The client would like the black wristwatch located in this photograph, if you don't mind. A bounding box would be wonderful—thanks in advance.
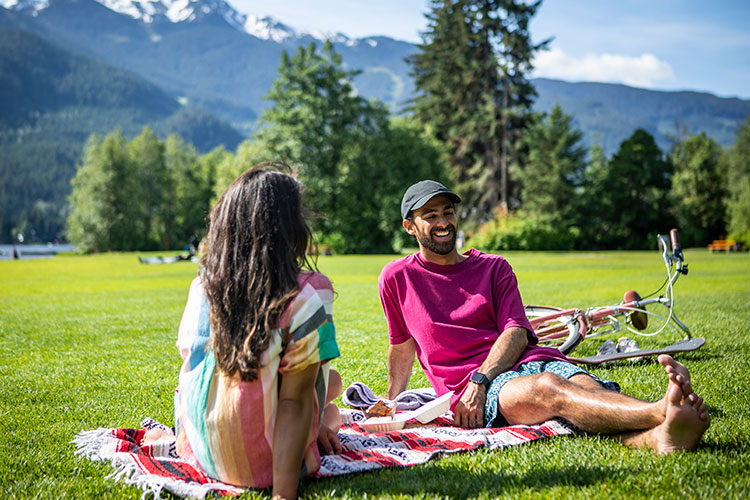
[470,371,491,390]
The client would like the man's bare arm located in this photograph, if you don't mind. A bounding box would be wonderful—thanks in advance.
[387,338,416,399]
[453,327,528,428]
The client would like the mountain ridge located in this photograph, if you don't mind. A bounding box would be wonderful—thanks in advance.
[0,22,244,243]
[4,0,745,153]
[1,0,386,46]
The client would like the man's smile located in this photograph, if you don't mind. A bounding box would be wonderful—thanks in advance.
[432,227,454,241]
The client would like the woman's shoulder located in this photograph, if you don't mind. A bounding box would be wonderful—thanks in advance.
[298,270,333,293]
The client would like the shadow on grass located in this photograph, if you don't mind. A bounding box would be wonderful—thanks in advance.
[306,461,625,499]
[585,348,718,373]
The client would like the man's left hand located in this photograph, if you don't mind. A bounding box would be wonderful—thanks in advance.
[453,383,486,428]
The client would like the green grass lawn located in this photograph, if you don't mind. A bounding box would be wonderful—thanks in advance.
[1,249,749,499]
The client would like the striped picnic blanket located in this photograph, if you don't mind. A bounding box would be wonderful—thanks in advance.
[74,410,573,499]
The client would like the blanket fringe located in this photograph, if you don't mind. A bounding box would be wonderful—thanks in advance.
[72,428,114,460]
[72,428,238,499]
[108,460,223,500]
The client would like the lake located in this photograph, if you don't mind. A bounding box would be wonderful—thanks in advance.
[0,244,76,260]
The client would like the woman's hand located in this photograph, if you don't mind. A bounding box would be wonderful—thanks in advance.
[317,425,342,455]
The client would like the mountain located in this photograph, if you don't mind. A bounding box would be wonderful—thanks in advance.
[1,0,416,133]
[0,22,243,243]
[4,0,746,154]
[532,78,750,154]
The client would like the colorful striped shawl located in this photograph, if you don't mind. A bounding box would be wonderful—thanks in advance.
[173,272,339,488]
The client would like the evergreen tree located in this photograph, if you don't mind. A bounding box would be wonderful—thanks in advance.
[583,129,674,249]
[670,133,726,245]
[518,105,586,224]
[725,116,750,247]
[410,0,547,224]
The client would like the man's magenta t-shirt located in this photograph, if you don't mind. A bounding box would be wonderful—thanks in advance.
[378,249,568,405]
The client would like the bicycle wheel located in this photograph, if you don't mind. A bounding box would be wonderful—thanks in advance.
[525,305,586,355]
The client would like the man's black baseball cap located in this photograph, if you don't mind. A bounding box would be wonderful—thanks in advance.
[401,180,461,220]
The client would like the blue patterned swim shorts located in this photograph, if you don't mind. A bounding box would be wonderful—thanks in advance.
[483,360,620,427]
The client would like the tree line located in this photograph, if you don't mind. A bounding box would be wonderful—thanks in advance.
[66,0,750,253]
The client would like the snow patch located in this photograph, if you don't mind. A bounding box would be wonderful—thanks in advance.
[2,0,386,48]
[244,14,297,42]
[1,0,49,12]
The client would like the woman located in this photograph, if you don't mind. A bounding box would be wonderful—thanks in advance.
[170,164,342,500]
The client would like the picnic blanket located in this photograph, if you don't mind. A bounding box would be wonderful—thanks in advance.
[74,410,574,499]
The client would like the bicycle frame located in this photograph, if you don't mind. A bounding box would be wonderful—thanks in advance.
[526,229,691,354]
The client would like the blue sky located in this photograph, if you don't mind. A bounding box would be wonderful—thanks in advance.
[229,0,750,99]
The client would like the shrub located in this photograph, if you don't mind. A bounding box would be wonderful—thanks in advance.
[468,211,581,251]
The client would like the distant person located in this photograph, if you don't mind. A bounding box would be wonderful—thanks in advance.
[379,179,709,453]
[182,235,198,259]
[146,163,342,500]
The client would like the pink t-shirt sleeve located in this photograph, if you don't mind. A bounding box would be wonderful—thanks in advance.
[378,268,411,345]
[493,261,535,338]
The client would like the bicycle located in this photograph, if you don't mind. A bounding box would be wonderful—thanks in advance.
[524,229,700,360]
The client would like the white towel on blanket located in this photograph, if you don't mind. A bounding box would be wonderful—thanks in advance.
[342,382,437,410]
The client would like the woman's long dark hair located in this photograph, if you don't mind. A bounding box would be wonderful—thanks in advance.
[201,163,315,381]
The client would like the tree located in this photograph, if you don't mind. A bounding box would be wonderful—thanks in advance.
[517,105,587,224]
[257,41,400,251]
[725,116,750,247]
[213,139,275,203]
[410,0,547,224]
[128,127,169,250]
[257,41,382,238]
[166,135,225,246]
[334,116,452,253]
[67,131,134,252]
[669,133,726,246]
[67,129,221,252]
[583,129,674,249]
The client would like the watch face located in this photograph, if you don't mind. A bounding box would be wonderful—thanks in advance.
[471,372,489,387]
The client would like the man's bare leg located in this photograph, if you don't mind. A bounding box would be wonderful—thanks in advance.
[496,355,709,451]
[498,372,664,433]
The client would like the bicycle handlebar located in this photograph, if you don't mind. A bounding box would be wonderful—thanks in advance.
[670,228,684,261]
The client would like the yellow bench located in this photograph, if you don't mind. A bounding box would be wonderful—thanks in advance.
[707,239,737,252]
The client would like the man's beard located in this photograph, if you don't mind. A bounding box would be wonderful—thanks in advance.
[417,226,456,255]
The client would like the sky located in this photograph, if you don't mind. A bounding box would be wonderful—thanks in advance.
[228,0,750,100]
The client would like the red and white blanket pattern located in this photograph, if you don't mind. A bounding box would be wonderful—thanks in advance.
[74,410,573,499]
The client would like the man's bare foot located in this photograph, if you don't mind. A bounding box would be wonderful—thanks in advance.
[653,383,710,454]
[658,354,693,397]
[686,393,711,422]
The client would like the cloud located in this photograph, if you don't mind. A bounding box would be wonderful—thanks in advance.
[532,47,676,88]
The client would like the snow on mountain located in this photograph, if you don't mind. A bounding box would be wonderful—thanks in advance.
[245,15,362,46]
[243,14,298,43]
[95,0,244,27]
[1,0,48,13]
[1,0,378,46]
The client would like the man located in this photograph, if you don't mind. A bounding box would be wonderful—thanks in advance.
[378,180,709,453]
